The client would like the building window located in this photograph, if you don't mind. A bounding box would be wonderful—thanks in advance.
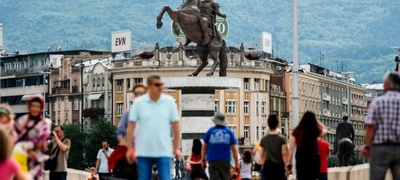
[64,98,68,110]
[93,78,96,87]
[225,101,236,114]
[214,101,219,113]
[97,78,101,87]
[244,78,249,90]
[228,126,237,135]
[256,101,259,115]
[127,79,131,90]
[52,101,56,112]
[254,78,260,90]
[244,126,250,139]
[244,102,249,114]
[134,78,143,84]
[261,101,266,115]
[102,77,105,87]
[256,126,259,140]
[261,126,267,137]
[117,103,123,115]
[73,98,79,110]
[262,79,267,91]
[117,80,123,91]
[108,93,112,111]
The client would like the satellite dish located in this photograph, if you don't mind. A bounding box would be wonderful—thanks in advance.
[57,46,62,51]
[47,46,51,52]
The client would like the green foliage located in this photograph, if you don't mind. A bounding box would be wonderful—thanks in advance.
[328,156,339,167]
[350,155,367,166]
[84,118,118,168]
[83,108,105,121]
[64,123,86,170]
[1,0,400,83]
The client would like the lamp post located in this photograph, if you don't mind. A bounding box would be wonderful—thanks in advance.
[291,0,300,174]
[40,71,51,118]
[0,46,6,103]
[341,72,354,118]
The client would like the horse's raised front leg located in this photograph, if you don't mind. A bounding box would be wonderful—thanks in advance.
[206,52,219,76]
[157,6,175,29]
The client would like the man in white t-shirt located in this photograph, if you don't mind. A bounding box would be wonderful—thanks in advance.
[95,140,114,180]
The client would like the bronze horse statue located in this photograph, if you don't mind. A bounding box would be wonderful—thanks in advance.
[156,0,228,77]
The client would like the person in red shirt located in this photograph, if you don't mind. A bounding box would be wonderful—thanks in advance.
[318,137,330,180]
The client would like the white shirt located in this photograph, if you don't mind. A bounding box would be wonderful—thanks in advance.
[96,148,114,173]
[240,160,252,179]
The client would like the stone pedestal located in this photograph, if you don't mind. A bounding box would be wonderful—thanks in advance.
[164,77,241,156]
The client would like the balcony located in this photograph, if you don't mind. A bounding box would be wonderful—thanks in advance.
[51,87,70,94]
[1,85,48,97]
[83,108,105,120]
[322,93,331,102]
[9,105,28,114]
[281,112,290,118]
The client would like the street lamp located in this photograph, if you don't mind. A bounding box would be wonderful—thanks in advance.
[40,71,51,118]
[0,46,7,103]
[291,0,300,174]
[341,72,354,119]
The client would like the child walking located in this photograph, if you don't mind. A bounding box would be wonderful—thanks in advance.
[239,151,253,180]
[0,128,31,180]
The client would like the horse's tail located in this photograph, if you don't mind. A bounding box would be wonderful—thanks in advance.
[218,40,227,77]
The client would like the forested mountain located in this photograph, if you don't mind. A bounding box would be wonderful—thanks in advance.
[1,0,399,83]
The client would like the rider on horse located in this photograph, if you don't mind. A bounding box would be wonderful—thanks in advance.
[182,0,226,46]
[333,115,355,154]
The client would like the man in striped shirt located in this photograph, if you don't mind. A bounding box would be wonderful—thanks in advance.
[361,73,400,180]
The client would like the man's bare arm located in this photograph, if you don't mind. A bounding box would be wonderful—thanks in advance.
[126,121,136,149]
[172,122,180,151]
[364,125,375,148]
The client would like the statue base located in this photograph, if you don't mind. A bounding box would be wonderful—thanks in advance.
[164,77,241,156]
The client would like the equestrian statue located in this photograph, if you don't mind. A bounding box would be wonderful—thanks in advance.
[157,0,228,77]
[333,115,355,166]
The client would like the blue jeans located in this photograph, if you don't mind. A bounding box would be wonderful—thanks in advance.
[137,157,171,180]
[370,146,400,180]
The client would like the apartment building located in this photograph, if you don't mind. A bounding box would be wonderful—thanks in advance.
[110,44,273,149]
[270,62,366,150]
[82,59,113,129]
[0,51,77,118]
[48,50,111,125]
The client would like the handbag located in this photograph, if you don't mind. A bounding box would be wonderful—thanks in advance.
[44,139,64,171]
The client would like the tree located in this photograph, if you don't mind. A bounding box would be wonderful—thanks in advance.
[84,118,118,168]
[64,123,86,170]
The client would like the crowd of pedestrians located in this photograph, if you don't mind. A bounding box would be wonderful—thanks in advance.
[0,73,399,180]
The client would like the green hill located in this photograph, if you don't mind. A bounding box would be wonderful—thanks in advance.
[1,0,399,83]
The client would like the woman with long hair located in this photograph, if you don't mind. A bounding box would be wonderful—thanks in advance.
[239,151,253,180]
[186,139,208,180]
[288,111,327,180]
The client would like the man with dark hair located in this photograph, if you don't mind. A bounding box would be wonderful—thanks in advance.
[126,75,182,180]
[117,84,146,145]
[48,125,71,180]
[96,139,114,180]
[259,114,289,180]
[333,115,355,154]
[361,72,400,180]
